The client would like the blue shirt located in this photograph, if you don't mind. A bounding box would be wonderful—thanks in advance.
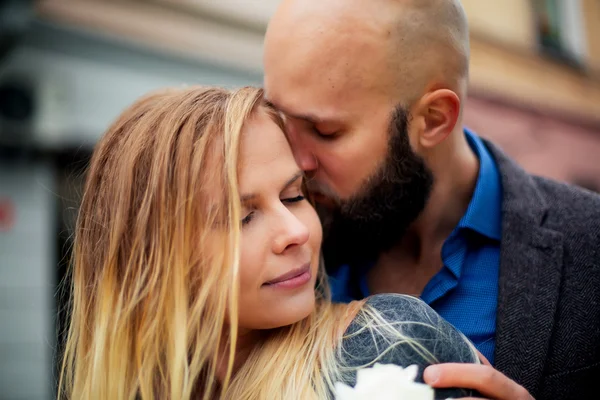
[329,129,502,364]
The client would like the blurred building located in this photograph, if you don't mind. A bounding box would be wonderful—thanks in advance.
[1,1,267,398]
[461,0,600,189]
[0,1,599,399]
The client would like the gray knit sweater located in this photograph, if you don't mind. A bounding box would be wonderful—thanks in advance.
[337,294,481,399]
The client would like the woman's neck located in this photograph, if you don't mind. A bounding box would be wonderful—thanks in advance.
[215,328,262,384]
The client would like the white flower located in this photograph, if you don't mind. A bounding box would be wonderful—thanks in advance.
[334,364,434,400]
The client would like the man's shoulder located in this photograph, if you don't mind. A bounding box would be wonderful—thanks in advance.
[530,175,600,238]
[521,178,600,390]
[484,137,600,241]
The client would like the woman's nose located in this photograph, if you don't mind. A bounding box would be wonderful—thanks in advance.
[272,208,310,254]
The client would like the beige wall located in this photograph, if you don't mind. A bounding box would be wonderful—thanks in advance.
[582,0,600,73]
[465,95,600,190]
[459,1,600,188]
[463,0,600,125]
[461,0,536,50]
[36,0,266,73]
[37,0,600,125]
[468,35,600,125]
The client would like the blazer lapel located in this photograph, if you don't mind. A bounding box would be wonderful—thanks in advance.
[485,141,565,397]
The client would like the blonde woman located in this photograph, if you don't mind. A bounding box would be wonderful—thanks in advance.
[58,86,480,400]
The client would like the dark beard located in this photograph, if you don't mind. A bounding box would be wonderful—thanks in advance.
[321,106,434,269]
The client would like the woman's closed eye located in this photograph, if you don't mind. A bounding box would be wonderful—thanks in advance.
[241,195,306,226]
[282,195,305,204]
[241,212,254,226]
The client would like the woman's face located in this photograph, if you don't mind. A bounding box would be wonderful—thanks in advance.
[236,108,323,330]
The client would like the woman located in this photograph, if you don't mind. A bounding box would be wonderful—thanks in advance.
[58,86,479,400]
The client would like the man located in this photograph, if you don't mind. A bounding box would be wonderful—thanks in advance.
[263,0,600,399]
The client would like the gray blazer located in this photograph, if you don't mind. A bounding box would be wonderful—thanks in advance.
[487,140,600,399]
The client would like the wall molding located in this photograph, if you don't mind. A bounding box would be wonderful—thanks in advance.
[35,0,265,74]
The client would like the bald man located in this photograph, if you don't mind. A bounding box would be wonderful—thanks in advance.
[263,0,600,399]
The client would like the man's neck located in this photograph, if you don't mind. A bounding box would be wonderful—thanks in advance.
[404,130,479,262]
[368,131,479,295]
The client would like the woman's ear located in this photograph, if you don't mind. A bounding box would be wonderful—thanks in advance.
[414,89,460,149]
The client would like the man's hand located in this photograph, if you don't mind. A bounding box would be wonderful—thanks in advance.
[423,352,534,400]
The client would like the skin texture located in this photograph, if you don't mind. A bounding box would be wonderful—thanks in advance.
[423,351,534,400]
[237,109,323,332]
[263,0,479,268]
[216,110,324,384]
[264,0,533,398]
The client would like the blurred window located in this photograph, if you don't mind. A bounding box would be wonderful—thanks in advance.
[533,0,587,65]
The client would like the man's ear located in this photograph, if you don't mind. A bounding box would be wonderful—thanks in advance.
[414,89,460,149]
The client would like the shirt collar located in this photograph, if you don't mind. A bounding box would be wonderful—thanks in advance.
[457,128,503,241]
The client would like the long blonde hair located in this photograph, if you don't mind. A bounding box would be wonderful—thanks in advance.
[58,85,478,400]
[58,86,346,400]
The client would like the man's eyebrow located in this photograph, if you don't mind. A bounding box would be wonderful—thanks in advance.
[265,99,325,124]
[240,171,303,202]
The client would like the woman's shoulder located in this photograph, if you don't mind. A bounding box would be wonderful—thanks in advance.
[338,293,480,399]
[359,293,454,329]
[362,293,438,319]
[339,294,435,327]
[342,293,477,363]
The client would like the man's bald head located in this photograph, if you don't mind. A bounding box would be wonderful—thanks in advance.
[385,0,470,100]
[264,0,470,107]
[263,0,472,245]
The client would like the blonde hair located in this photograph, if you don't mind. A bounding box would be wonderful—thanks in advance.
[58,86,477,400]
[57,86,349,400]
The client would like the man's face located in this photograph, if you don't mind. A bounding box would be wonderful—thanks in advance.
[264,68,433,261]
[264,76,394,209]
[264,8,396,206]
[264,16,433,261]
[308,105,434,263]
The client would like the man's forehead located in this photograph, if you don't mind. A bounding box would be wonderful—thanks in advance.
[264,16,385,87]
[263,93,345,125]
[264,40,389,122]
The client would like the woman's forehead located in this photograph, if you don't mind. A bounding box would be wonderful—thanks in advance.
[238,112,297,181]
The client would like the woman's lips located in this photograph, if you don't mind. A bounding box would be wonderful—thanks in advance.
[263,263,312,289]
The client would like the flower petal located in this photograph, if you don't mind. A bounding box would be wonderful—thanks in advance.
[334,382,357,400]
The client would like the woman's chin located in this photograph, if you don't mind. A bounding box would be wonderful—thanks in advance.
[242,292,317,330]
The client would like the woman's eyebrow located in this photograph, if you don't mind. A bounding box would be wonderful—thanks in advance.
[240,171,303,202]
[281,171,303,192]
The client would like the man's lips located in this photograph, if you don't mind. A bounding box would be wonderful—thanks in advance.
[263,263,311,289]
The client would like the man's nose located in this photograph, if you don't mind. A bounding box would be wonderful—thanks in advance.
[287,130,318,172]
[295,150,318,172]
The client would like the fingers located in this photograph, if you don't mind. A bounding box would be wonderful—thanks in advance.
[424,363,534,400]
